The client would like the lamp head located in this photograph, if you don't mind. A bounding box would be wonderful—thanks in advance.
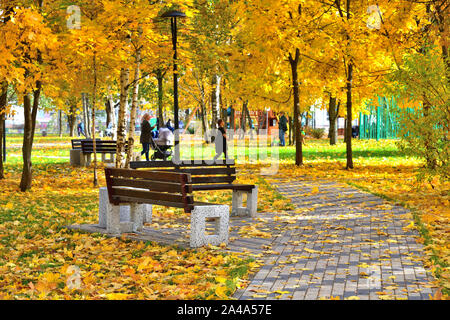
[160,10,186,18]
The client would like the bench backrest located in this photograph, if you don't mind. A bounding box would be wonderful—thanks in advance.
[104,168,194,213]
[81,140,118,153]
[71,139,100,150]
[129,160,237,186]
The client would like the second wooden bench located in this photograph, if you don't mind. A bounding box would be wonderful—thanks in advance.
[129,160,258,217]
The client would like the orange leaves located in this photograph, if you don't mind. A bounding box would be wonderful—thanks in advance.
[137,257,162,272]
[0,142,255,299]
[0,7,60,94]
[238,225,272,239]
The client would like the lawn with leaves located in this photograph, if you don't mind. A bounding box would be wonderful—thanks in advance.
[1,136,448,299]
[0,136,292,300]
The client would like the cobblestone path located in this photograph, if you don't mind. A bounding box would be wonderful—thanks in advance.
[232,177,436,300]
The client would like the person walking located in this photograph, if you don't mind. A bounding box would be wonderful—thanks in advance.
[140,113,155,161]
[77,120,85,137]
[278,112,288,146]
[213,119,228,162]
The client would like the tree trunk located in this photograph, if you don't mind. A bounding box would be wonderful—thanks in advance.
[244,102,252,130]
[328,95,339,145]
[200,101,208,142]
[230,107,235,132]
[199,81,209,143]
[156,69,165,126]
[125,46,141,168]
[211,75,219,128]
[116,67,130,168]
[67,104,76,137]
[423,100,438,169]
[82,93,87,137]
[0,83,7,179]
[20,82,41,191]
[58,110,63,137]
[91,54,98,187]
[82,93,91,138]
[289,48,302,166]
[106,92,117,140]
[216,75,221,120]
[105,99,112,129]
[239,100,248,138]
[345,63,354,169]
[345,0,353,169]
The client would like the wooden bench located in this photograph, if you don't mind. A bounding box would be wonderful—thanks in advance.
[129,160,258,217]
[70,139,100,166]
[103,168,229,247]
[71,139,100,150]
[80,140,121,166]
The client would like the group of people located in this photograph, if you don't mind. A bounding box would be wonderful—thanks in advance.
[139,113,174,161]
[139,113,229,162]
[77,111,300,162]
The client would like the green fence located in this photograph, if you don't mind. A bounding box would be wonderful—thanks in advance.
[359,96,400,140]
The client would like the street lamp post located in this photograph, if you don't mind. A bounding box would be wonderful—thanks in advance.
[2,118,5,161]
[160,10,186,162]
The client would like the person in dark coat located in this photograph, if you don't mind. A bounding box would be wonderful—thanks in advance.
[278,112,288,146]
[213,119,228,162]
[77,120,85,137]
[140,113,155,161]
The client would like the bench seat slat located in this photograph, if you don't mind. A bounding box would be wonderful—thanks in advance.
[130,160,235,168]
[191,176,236,184]
[112,187,192,204]
[106,168,191,183]
[111,195,193,210]
[82,149,117,152]
[81,140,129,154]
[110,177,192,193]
[192,184,255,191]
[140,167,236,175]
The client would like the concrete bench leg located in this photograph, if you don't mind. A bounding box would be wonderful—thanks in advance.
[106,202,121,234]
[105,202,145,234]
[70,149,82,166]
[247,185,258,218]
[130,203,144,232]
[80,153,91,167]
[99,187,152,233]
[231,186,258,218]
[190,205,229,248]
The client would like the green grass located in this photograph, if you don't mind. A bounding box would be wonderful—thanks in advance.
[3,136,412,168]
[275,139,409,160]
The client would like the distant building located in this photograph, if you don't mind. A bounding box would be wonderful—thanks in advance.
[308,104,358,136]
[5,106,52,133]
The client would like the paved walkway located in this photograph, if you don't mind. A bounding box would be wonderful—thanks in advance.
[69,176,436,300]
[232,177,436,300]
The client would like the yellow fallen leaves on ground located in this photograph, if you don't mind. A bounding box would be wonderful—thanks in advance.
[238,225,272,239]
[0,163,257,300]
